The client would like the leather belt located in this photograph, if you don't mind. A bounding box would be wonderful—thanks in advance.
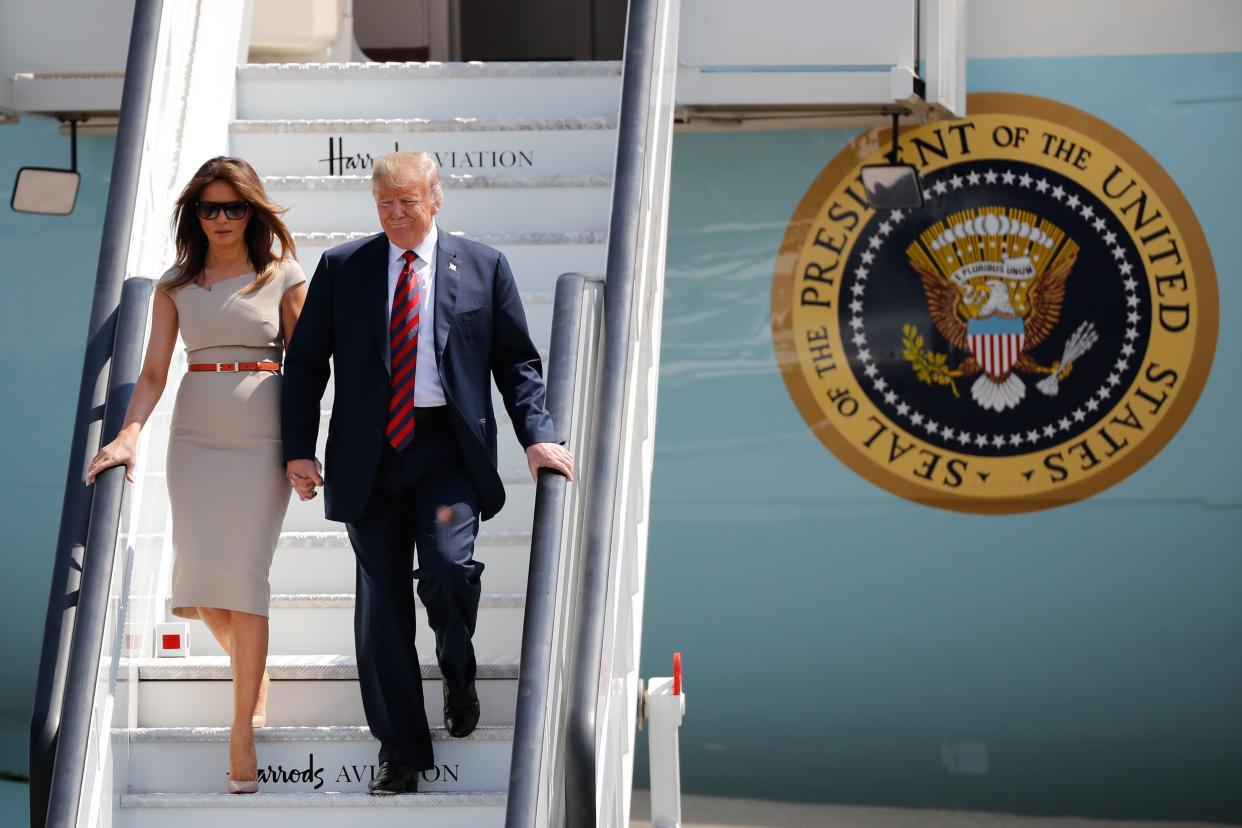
[188,361,282,373]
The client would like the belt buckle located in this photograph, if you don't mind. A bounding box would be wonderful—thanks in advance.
[218,362,239,372]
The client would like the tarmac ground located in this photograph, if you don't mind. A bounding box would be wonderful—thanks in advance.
[629,791,1230,828]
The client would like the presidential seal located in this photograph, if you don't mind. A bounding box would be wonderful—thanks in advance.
[772,93,1218,512]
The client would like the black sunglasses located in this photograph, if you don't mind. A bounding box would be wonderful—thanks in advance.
[196,200,250,220]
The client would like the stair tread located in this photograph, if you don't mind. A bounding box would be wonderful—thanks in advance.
[124,655,519,681]
[278,529,531,547]
[264,173,610,189]
[263,593,525,609]
[235,116,616,133]
[295,229,606,246]
[171,592,525,609]
[121,790,508,808]
[122,725,513,742]
[238,60,621,79]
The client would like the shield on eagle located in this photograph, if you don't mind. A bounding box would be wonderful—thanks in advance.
[966,315,1026,380]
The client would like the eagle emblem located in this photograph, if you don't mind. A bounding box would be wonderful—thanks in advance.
[903,207,1097,411]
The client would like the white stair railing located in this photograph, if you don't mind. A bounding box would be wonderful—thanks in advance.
[563,0,680,825]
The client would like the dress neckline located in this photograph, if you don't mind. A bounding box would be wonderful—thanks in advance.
[194,270,256,292]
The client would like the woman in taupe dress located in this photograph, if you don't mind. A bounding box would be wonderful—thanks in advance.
[86,156,307,793]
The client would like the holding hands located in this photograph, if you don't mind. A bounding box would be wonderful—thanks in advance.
[286,458,324,500]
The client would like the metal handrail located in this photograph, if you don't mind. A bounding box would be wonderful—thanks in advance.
[46,278,154,827]
[565,0,664,823]
[506,273,605,827]
[28,1,164,824]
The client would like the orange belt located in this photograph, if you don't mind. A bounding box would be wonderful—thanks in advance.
[188,361,282,373]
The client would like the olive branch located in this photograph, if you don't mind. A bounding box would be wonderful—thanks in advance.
[902,323,962,398]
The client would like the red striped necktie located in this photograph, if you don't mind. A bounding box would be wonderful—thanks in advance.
[387,250,420,450]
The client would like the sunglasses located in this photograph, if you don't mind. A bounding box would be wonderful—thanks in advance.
[196,200,250,220]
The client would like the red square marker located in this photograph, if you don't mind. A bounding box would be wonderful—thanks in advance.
[156,621,189,657]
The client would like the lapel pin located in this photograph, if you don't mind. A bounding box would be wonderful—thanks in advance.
[448,262,458,272]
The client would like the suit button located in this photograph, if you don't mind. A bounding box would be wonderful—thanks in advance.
[375,427,383,436]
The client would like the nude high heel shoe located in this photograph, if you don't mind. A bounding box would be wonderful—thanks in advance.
[228,724,260,794]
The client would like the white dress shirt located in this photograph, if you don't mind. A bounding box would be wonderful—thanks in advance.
[386,225,446,407]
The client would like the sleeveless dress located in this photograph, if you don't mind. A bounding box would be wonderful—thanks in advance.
[161,259,307,619]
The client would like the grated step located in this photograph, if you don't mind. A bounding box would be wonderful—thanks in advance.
[264,175,611,235]
[235,60,621,124]
[179,594,526,657]
[123,725,513,743]
[237,60,621,79]
[123,654,519,681]
[233,116,616,133]
[233,124,617,178]
[119,725,512,795]
[123,676,518,730]
[269,530,533,595]
[119,791,506,828]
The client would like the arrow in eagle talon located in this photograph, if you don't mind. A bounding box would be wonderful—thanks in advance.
[1036,321,1099,396]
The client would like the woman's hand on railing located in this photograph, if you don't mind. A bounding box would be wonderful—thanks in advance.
[85,426,140,485]
[527,442,574,482]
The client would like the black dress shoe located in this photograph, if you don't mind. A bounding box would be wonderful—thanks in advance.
[368,761,421,795]
[443,678,480,737]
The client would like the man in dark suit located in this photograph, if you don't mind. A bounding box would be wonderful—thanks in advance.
[281,150,573,795]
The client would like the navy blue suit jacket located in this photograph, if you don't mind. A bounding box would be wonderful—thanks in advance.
[281,229,557,522]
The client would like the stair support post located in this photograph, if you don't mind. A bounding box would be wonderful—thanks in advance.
[645,675,685,828]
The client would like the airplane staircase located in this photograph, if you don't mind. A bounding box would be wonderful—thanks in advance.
[30,0,678,825]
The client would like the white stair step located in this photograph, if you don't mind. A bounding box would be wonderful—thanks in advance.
[281,470,535,534]
[236,59,621,121]
[122,656,520,729]
[294,230,605,296]
[119,791,505,827]
[235,117,615,133]
[232,118,617,179]
[184,594,525,657]
[126,678,519,730]
[264,174,611,234]
[263,593,525,609]
[120,725,511,794]
[270,530,532,595]
[125,654,518,680]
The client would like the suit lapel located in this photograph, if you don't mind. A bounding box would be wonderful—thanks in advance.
[361,234,392,374]
[434,228,460,365]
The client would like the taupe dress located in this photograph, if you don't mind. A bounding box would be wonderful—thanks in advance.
[161,259,307,619]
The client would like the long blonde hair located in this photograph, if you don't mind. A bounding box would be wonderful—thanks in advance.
[162,156,296,294]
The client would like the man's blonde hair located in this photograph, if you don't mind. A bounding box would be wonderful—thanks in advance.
[372,151,443,208]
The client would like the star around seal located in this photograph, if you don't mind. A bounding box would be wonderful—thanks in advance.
[772,93,1218,513]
